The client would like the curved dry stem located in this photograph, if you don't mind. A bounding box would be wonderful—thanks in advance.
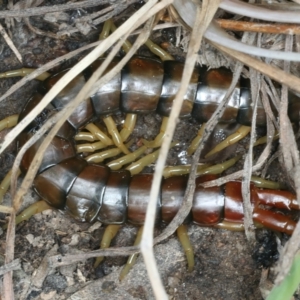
[220,0,300,23]
[241,68,260,243]
[172,0,300,61]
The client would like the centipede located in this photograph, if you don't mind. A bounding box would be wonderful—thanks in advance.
[10,54,298,228]
[1,5,300,297]
[0,52,299,273]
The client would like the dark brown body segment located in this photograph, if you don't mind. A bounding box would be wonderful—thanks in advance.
[128,174,161,225]
[192,175,224,225]
[161,176,189,223]
[121,57,164,113]
[98,170,131,224]
[158,60,199,117]
[192,68,241,123]
[66,164,110,223]
[90,59,122,116]
[33,157,87,209]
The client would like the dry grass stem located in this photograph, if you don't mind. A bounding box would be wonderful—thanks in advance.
[0,259,20,276]
[0,0,119,18]
[220,0,300,22]
[0,205,13,214]
[241,68,260,243]
[0,22,22,62]
[216,19,300,35]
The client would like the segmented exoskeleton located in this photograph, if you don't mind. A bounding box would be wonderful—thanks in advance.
[11,55,299,235]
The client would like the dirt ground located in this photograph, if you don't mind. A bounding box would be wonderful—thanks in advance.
[0,2,297,299]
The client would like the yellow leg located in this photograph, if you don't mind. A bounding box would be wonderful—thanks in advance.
[85,123,113,146]
[0,68,50,80]
[126,141,178,175]
[15,200,52,225]
[110,21,132,54]
[253,131,279,147]
[107,145,147,170]
[94,224,121,268]
[110,21,173,61]
[0,114,19,132]
[2,200,52,229]
[197,155,242,176]
[74,132,96,142]
[99,19,112,40]
[162,155,241,178]
[144,39,174,61]
[142,117,169,148]
[0,168,21,203]
[85,140,133,163]
[250,176,285,190]
[177,224,194,272]
[187,124,206,156]
[120,114,137,142]
[214,221,245,231]
[119,226,144,281]
[205,125,251,158]
[76,141,107,153]
[163,164,211,178]
[103,116,130,154]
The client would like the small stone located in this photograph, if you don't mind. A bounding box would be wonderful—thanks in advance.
[65,275,75,286]
[77,268,86,283]
[68,234,80,246]
[25,234,34,244]
[168,276,180,288]
[40,290,57,300]
[88,222,102,232]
